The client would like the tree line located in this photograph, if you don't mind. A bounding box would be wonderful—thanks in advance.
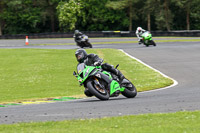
[0,0,200,35]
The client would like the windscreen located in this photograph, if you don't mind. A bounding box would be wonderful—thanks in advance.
[77,63,85,74]
[142,31,149,37]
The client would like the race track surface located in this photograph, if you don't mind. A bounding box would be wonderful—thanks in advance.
[0,38,200,124]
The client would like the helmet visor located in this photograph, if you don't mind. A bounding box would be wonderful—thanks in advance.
[75,30,79,34]
[76,52,84,60]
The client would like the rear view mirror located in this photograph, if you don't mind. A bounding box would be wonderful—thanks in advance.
[115,64,119,69]
[73,71,77,76]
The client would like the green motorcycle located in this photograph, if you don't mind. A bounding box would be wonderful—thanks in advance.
[73,63,137,100]
[141,31,156,47]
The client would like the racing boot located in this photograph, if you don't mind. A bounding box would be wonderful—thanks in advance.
[116,69,125,83]
[138,39,143,45]
[101,63,125,83]
[112,69,125,83]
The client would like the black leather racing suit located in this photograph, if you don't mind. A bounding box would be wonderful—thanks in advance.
[84,54,123,77]
[73,32,83,44]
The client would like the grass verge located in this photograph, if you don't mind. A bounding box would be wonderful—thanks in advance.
[0,111,199,133]
[0,48,173,103]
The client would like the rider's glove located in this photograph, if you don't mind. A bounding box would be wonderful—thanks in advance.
[94,61,101,66]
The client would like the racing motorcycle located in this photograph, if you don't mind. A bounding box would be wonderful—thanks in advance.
[141,31,156,47]
[73,63,137,100]
[74,34,93,48]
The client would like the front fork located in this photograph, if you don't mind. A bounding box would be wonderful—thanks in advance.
[93,77,104,89]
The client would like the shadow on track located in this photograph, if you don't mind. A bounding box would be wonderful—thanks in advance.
[76,96,139,103]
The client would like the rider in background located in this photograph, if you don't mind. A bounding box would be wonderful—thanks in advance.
[135,27,146,44]
[75,49,125,97]
[73,30,83,45]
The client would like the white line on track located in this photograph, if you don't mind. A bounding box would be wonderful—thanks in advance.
[119,49,178,93]
[70,49,179,102]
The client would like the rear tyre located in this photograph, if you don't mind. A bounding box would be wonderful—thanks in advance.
[86,81,109,100]
[151,40,156,46]
[78,42,84,48]
[121,82,137,98]
[87,42,93,48]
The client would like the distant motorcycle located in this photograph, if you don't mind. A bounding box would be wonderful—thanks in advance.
[74,34,92,48]
[141,31,156,47]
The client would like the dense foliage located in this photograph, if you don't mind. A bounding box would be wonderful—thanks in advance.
[0,0,200,35]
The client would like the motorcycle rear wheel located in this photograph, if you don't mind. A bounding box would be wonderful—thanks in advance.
[77,42,84,48]
[86,42,93,48]
[151,40,156,46]
[86,81,109,100]
[121,82,137,98]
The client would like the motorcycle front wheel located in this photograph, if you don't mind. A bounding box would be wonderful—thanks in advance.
[86,80,109,100]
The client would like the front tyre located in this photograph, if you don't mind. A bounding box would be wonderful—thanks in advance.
[86,81,109,100]
[121,82,137,98]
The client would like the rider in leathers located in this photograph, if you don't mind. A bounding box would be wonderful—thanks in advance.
[73,30,83,45]
[75,49,125,97]
[135,27,146,44]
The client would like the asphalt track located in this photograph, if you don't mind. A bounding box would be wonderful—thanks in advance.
[0,38,200,124]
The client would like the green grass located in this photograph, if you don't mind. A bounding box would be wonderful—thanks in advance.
[0,49,77,103]
[0,111,200,133]
[0,48,172,103]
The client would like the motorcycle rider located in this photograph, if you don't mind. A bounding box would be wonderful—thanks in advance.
[135,27,146,44]
[75,49,125,97]
[73,30,92,48]
[73,30,83,45]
